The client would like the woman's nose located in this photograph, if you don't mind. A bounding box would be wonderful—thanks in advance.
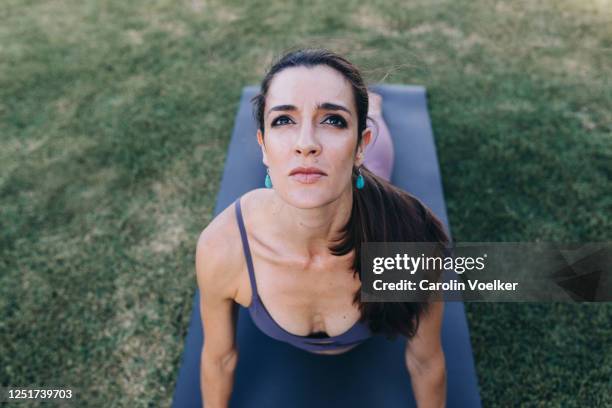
[294,122,321,156]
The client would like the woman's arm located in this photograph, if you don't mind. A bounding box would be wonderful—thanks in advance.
[405,301,447,408]
[196,225,241,408]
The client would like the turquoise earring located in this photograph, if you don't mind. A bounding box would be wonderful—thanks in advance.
[265,168,273,188]
[355,167,365,189]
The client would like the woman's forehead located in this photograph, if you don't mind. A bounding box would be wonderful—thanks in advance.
[266,65,354,111]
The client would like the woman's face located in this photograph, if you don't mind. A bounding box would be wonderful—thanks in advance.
[257,65,371,209]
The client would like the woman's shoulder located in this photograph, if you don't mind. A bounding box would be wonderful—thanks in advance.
[194,189,271,298]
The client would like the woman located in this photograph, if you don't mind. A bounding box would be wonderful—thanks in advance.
[196,49,449,408]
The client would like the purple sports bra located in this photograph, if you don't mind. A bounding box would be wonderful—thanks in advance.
[234,197,372,353]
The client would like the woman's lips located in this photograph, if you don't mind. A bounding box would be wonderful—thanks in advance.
[290,173,325,184]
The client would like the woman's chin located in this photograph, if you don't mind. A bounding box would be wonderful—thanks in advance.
[283,188,334,209]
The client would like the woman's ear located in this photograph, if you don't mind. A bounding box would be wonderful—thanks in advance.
[257,129,269,167]
[355,127,373,166]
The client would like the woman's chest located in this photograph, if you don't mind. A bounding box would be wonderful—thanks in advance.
[236,249,363,336]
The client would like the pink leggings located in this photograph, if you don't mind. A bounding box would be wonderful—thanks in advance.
[363,112,394,181]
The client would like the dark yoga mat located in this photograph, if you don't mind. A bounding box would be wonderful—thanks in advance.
[171,84,482,408]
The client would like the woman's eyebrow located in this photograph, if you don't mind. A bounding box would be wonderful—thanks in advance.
[266,104,296,118]
[317,102,351,116]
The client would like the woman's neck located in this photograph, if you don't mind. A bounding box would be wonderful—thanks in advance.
[269,187,354,260]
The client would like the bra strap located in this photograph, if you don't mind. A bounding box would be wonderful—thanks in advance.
[234,197,259,299]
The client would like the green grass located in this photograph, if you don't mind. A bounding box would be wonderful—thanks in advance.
[1,0,610,406]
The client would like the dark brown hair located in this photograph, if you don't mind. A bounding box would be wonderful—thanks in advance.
[251,48,449,339]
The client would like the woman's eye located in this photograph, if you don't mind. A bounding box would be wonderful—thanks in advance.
[271,116,293,127]
[323,115,347,128]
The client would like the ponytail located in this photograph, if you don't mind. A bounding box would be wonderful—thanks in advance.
[329,166,450,339]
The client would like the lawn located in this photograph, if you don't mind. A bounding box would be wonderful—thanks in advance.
[1,0,610,406]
